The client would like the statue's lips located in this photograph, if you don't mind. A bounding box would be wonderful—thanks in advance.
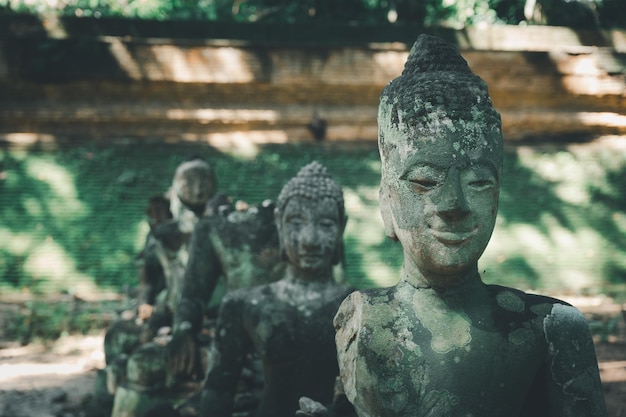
[431,228,476,244]
[299,253,323,261]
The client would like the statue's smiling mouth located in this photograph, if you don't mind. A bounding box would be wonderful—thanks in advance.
[299,253,324,261]
[430,228,476,244]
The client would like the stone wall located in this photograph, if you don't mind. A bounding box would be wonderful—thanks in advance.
[0,15,624,144]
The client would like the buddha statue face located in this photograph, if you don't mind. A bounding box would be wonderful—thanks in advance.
[377,34,503,286]
[173,159,216,212]
[276,161,346,277]
[280,196,342,274]
[380,116,501,284]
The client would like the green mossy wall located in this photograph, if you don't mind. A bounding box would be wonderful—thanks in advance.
[2,140,626,299]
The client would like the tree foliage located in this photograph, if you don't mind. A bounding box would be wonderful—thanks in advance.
[0,0,622,28]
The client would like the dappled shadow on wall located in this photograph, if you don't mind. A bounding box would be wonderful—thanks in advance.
[484,137,626,295]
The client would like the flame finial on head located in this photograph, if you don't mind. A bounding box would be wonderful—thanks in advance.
[378,34,503,163]
[277,161,344,217]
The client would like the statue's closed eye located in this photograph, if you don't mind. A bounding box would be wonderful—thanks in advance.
[408,177,440,192]
[402,167,444,192]
[468,179,495,191]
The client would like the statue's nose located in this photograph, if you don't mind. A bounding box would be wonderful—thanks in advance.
[434,171,470,219]
[300,223,320,247]
[193,185,205,198]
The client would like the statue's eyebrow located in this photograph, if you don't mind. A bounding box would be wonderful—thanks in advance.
[399,155,500,181]
[399,162,445,180]
[400,152,446,173]
[473,158,499,179]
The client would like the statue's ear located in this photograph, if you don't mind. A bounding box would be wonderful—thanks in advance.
[379,187,398,242]
[274,207,287,260]
[274,207,282,232]
[331,213,348,267]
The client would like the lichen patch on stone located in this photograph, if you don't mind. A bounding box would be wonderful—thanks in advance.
[412,290,471,354]
[496,290,525,313]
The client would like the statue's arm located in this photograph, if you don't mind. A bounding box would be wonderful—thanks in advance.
[543,303,607,417]
[334,292,364,411]
[137,236,166,307]
[174,219,223,333]
[201,292,251,417]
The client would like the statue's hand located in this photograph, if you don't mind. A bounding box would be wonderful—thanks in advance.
[296,397,328,417]
[166,324,201,387]
[137,303,154,320]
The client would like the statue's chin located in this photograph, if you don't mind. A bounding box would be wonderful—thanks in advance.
[417,261,480,289]
[178,196,208,213]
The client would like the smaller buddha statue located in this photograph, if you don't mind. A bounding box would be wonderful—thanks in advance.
[199,161,353,417]
[104,158,217,365]
[99,158,217,417]
[110,163,286,417]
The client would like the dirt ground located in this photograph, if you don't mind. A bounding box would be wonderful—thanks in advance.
[0,296,625,417]
[0,334,105,417]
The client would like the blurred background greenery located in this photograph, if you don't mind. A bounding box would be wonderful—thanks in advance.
[2,139,625,301]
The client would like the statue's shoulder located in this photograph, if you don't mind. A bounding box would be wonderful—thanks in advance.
[487,284,583,323]
[339,286,396,308]
[223,282,272,303]
[218,285,271,321]
[334,286,397,330]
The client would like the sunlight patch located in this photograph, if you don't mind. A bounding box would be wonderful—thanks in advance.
[0,229,34,255]
[23,239,98,294]
[25,158,88,217]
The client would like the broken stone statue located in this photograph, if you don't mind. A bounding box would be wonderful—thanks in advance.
[334,34,607,417]
[199,161,353,417]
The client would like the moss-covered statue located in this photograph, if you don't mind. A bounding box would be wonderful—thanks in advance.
[90,158,217,416]
[138,159,218,336]
[334,34,607,417]
[103,158,217,363]
[109,165,287,417]
[199,161,353,417]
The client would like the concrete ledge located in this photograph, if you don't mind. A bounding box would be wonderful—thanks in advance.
[0,16,624,142]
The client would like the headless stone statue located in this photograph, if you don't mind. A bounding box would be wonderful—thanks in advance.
[172,197,285,335]
[200,161,353,417]
[334,34,607,417]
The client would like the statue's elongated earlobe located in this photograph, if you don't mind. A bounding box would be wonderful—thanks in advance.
[379,187,398,242]
[274,208,288,261]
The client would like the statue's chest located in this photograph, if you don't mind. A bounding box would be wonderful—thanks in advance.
[249,297,340,360]
[353,303,546,416]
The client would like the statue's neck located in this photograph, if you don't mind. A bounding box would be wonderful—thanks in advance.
[285,264,334,285]
[401,263,483,293]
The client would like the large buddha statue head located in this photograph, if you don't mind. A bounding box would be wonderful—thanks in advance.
[378,34,503,287]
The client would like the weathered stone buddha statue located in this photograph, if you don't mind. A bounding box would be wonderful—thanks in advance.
[199,161,353,417]
[104,158,217,366]
[110,165,287,417]
[167,157,218,233]
[95,159,218,417]
[334,34,607,417]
